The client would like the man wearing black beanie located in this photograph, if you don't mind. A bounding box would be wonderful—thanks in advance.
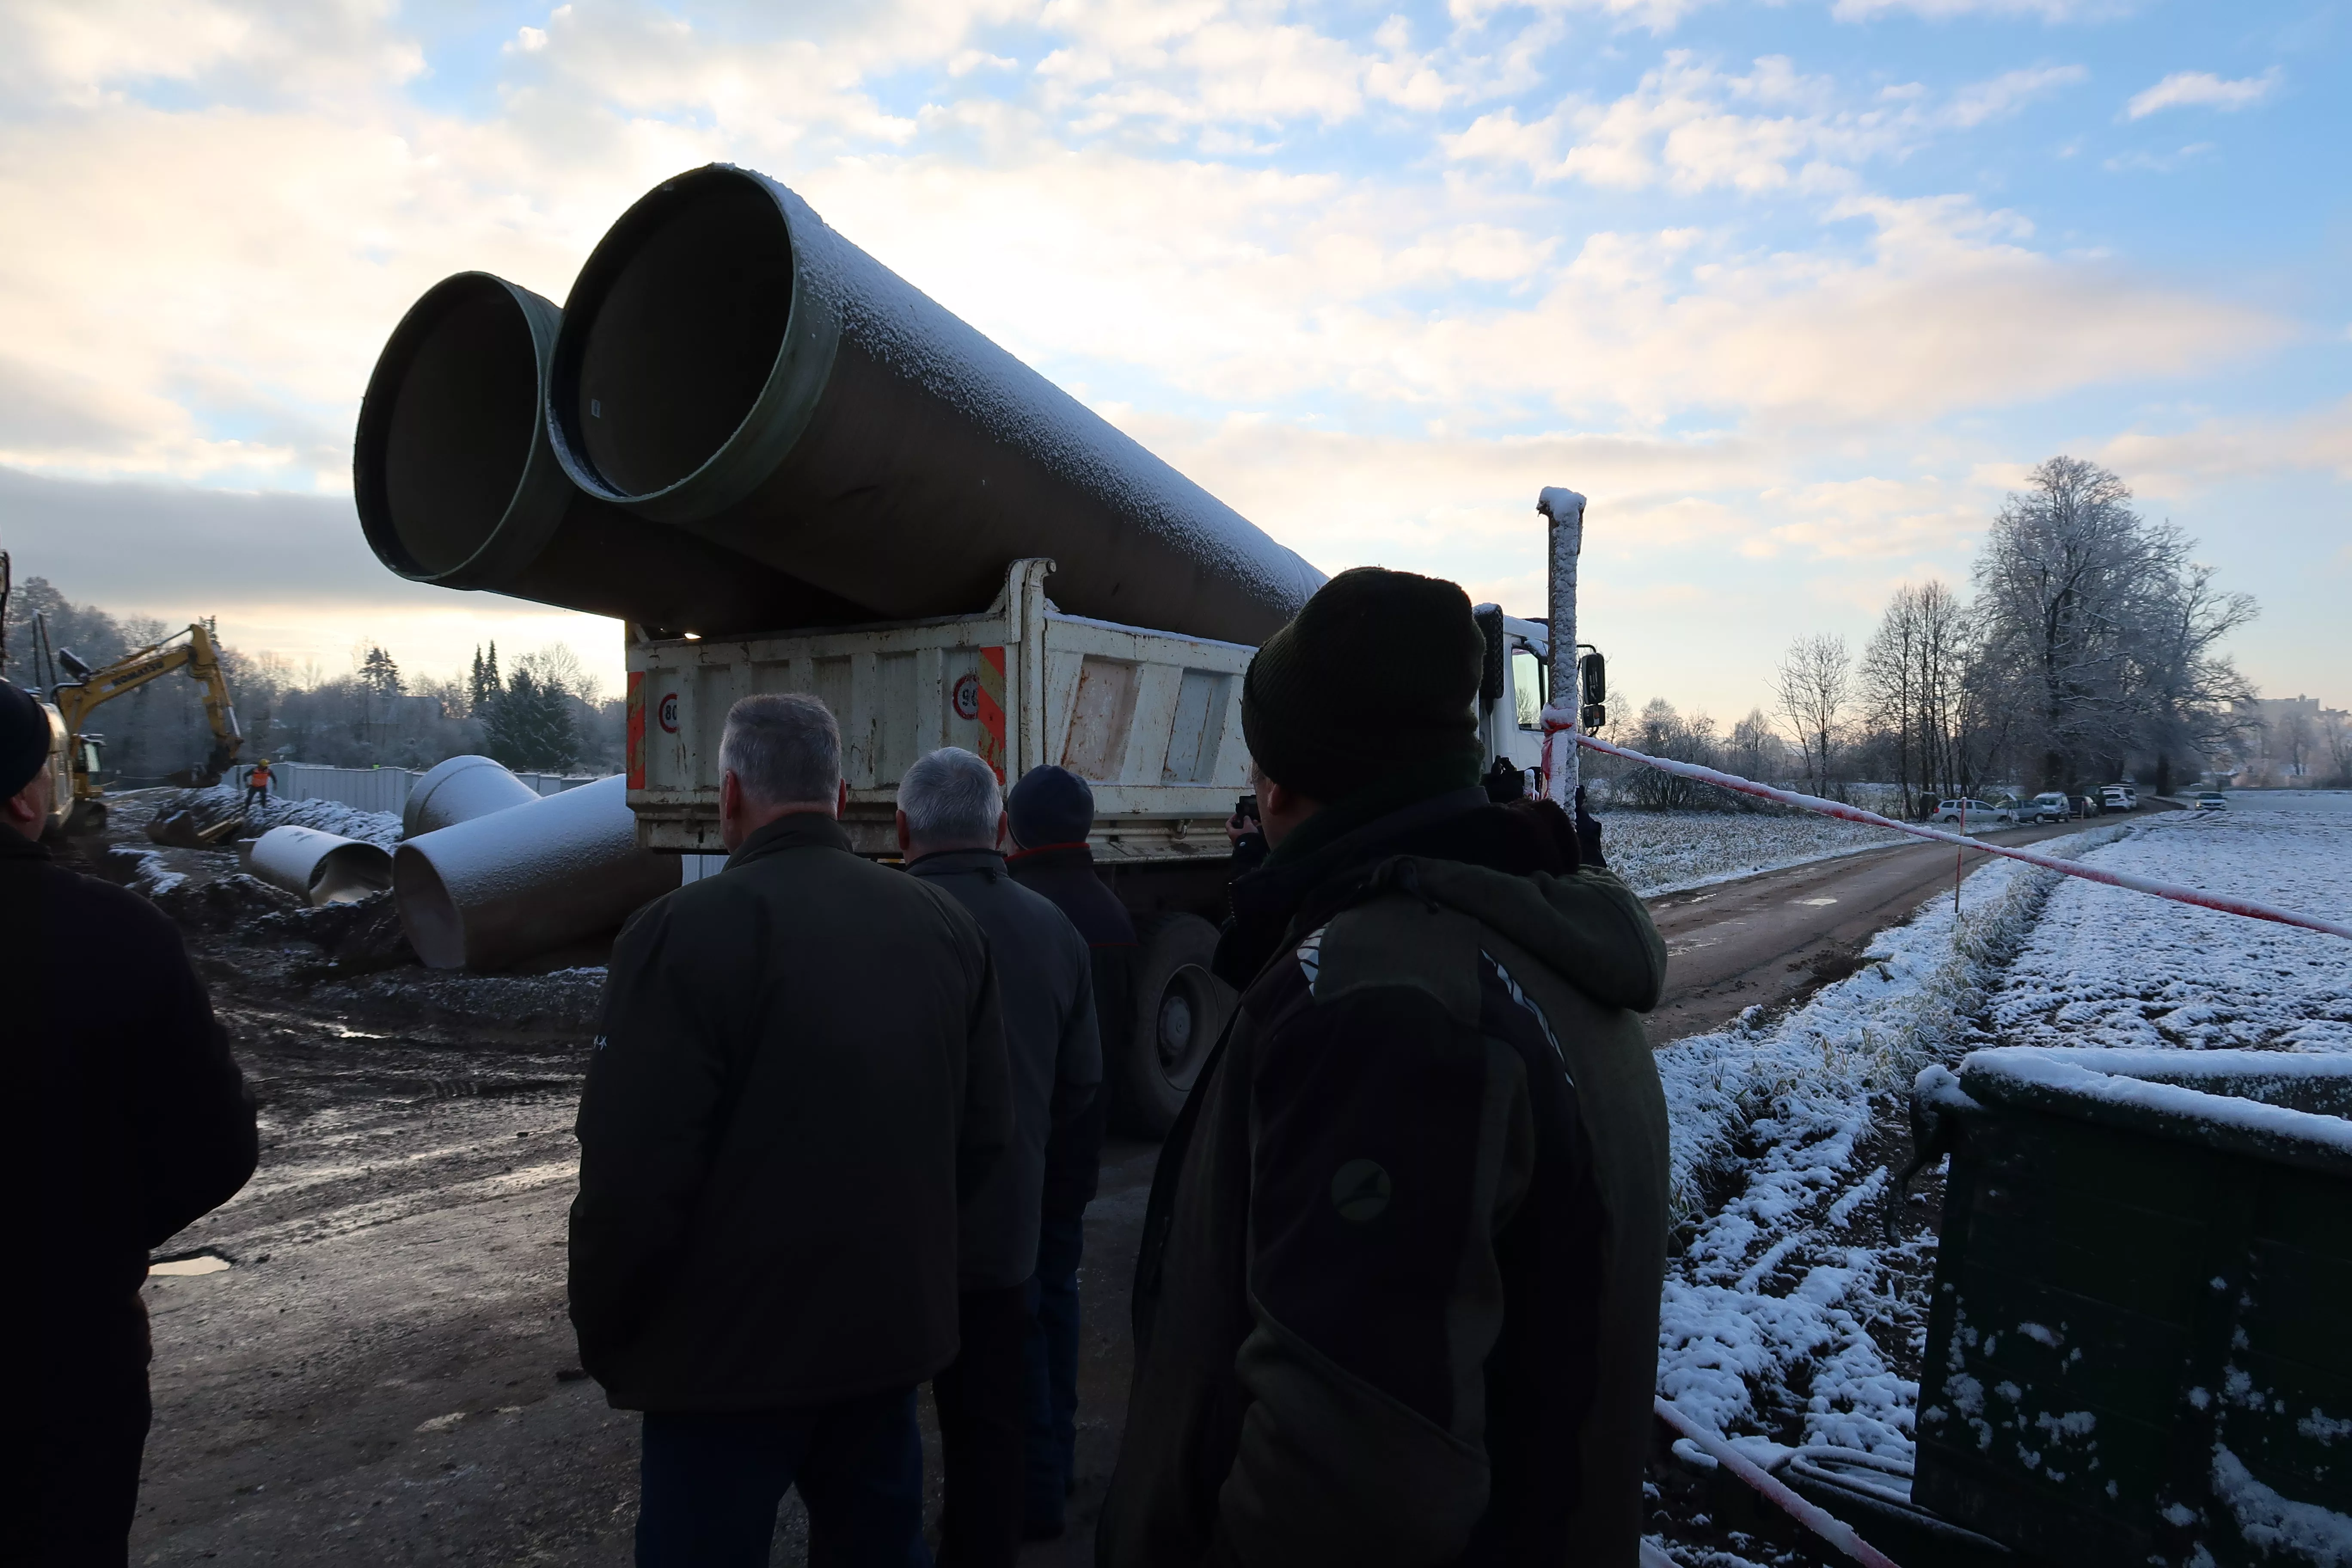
[0,678,257,1564]
[1100,568,1673,1568]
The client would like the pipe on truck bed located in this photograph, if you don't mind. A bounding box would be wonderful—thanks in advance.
[393,775,680,971]
[355,271,873,637]
[545,165,1323,647]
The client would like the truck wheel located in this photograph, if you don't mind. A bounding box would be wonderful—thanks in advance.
[1115,913,1235,1138]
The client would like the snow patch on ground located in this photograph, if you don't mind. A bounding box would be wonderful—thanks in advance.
[168,783,405,848]
[1654,823,2134,1457]
[1602,809,1916,897]
[1986,806,2352,1054]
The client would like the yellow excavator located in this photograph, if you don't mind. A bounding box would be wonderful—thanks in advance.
[31,617,244,833]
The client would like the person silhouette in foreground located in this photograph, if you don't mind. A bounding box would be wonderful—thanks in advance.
[4,678,257,1567]
[1098,569,1672,1568]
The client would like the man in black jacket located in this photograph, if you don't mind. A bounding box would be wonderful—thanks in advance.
[901,749,1101,1566]
[1099,570,1672,1568]
[570,694,1012,1568]
[1003,764,1132,1536]
[2,679,257,1566]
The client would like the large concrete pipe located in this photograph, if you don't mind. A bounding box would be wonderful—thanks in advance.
[355,271,873,637]
[393,775,680,970]
[245,826,394,906]
[546,165,1326,647]
[401,753,539,839]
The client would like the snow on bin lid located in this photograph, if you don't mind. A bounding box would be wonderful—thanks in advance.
[1958,1047,2352,1181]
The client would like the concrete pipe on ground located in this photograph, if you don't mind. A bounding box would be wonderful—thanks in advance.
[394,775,680,971]
[402,754,540,839]
[354,271,873,638]
[245,826,395,907]
[546,165,1325,648]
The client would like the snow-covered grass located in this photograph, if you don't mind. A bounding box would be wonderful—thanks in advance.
[1601,808,1913,897]
[1987,802,2352,1054]
[1653,823,2130,1458]
[1654,799,2352,1482]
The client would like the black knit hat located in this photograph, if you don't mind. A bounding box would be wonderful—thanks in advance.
[1008,765,1095,848]
[0,680,52,801]
[1241,566,1485,803]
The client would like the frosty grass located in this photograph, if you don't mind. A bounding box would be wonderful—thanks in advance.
[1603,808,1914,898]
[1648,795,2352,1553]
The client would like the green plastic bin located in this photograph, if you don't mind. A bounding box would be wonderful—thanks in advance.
[1913,1048,2352,1567]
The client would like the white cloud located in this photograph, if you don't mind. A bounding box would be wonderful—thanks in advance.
[1831,0,2132,20]
[2124,67,2282,120]
[1941,63,2086,128]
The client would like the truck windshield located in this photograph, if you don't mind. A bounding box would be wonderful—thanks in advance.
[1512,650,1544,730]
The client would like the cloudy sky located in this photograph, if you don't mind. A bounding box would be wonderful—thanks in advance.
[0,0,2343,719]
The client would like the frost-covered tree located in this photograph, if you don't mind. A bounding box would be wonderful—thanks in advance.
[1972,456,2256,792]
[1774,633,1851,794]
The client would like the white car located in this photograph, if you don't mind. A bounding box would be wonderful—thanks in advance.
[1931,798,2016,825]
[2027,791,2071,824]
[2100,784,2138,812]
[2194,793,2228,812]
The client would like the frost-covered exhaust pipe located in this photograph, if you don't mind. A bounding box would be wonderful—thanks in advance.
[393,775,680,971]
[546,165,1324,646]
[401,753,539,839]
[245,826,394,906]
[354,271,872,637]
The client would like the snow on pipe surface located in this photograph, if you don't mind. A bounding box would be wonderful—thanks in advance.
[545,164,1325,647]
[401,754,541,839]
[353,271,871,637]
[394,775,680,971]
[1567,728,2352,942]
[245,826,393,907]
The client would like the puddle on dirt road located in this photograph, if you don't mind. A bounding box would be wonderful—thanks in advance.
[150,1252,232,1277]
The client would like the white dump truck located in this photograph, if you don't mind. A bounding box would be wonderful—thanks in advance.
[624,557,1574,1131]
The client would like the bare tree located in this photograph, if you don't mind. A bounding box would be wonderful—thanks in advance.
[1775,633,1851,794]
[1730,708,1781,781]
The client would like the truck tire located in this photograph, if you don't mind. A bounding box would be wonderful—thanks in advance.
[1114,913,1236,1138]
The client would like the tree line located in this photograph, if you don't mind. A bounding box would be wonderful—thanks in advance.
[1,579,622,781]
[1591,457,2293,814]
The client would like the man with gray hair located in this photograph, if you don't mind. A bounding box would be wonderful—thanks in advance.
[899,747,1101,1566]
[571,695,1012,1568]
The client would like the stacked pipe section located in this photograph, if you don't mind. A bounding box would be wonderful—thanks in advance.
[245,826,393,906]
[353,272,870,637]
[392,760,680,971]
[356,166,1322,648]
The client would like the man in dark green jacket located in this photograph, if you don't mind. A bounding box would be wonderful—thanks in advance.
[1098,569,1672,1568]
[570,692,1012,1567]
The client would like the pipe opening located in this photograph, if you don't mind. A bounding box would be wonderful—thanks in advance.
[564,174,796,497]
[361,277,542,577]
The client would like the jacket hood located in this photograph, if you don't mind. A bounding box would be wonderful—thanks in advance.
[1389,854,1666,1015]
[1219,793,1665,1014]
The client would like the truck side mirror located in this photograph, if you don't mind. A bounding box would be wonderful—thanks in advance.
[1579,650,1605,706]
[1474,606,1506,706]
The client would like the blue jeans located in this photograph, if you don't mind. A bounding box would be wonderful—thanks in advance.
[636,1387,929,1568]
[1022,1210,1085,1530]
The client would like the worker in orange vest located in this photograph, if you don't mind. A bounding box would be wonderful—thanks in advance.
[243,758,273,816]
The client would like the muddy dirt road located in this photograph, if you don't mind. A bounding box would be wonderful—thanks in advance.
[1643,819,2094,1043]
[113,801,2115,1564]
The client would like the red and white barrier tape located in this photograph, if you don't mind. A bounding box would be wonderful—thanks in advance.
[1654,1397,1905,1568]
[1546,720,2352,943]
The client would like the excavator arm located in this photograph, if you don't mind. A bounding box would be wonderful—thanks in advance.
[49,623,244,813]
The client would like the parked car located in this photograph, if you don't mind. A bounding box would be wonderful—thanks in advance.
[2194,793,2229,812]
[2100,784,2138,812]
[1930,797,2017,826]
[2073,795,2103,818]
[2027,791,2071,824]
